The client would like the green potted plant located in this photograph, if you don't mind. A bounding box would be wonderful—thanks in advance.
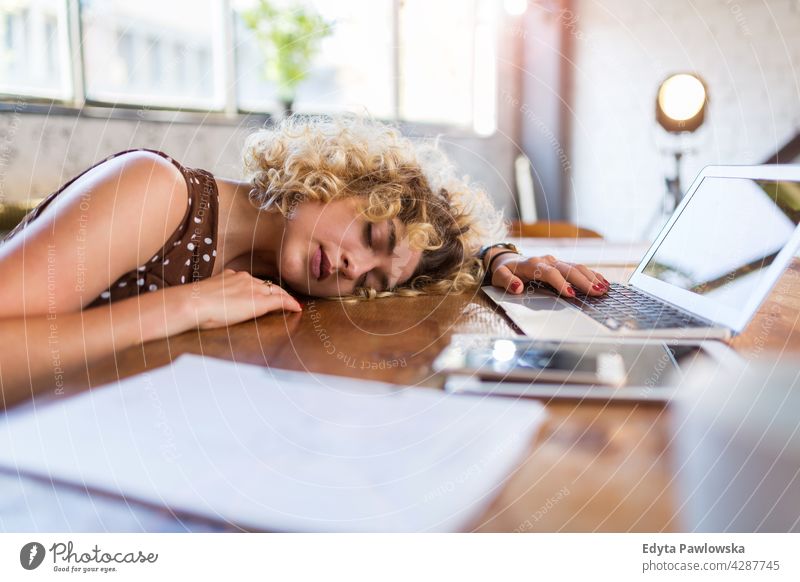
[242,0,333,116]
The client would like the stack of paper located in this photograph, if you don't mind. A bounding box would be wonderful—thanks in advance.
[0,355,546,532]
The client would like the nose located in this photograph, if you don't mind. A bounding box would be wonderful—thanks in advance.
[340,249,376,281]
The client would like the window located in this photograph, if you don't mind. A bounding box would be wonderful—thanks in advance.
[293,0,395,118]
[2,0,498,134]
[400,0,479,128]
[232,2,280,113]
[234,0,497,132]
[0,0,72,100]
[80,0,225,109]
[233,0,395,118]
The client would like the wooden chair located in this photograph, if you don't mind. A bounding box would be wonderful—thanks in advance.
[0,203,33,237]
[509,220,603,239]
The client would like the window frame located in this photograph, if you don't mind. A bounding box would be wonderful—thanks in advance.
[0,0,497,136]
[0,0,74,101]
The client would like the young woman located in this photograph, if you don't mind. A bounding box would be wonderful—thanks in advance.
[0,116,608,405]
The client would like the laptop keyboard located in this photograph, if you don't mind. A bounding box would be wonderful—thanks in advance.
[563,283,712,331]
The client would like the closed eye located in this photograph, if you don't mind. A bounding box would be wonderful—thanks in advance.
[364,221,373,248]
[354,222,373,290]
[354,220,392,293]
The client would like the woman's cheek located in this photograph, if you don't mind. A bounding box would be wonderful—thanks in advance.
[278,254,304,291]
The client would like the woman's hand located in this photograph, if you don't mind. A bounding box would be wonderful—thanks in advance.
[170,269,302,330]
[489,254,610,298]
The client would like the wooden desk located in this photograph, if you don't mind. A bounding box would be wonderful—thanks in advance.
[14,261,800,532]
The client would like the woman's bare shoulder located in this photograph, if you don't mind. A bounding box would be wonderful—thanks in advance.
[0,150,190,315]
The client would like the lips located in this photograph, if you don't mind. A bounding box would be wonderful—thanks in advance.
[311,246,333,281]
[319,248,332,280]
[311,247,322,280]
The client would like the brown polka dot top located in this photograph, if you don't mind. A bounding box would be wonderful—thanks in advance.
[2,149,219,308]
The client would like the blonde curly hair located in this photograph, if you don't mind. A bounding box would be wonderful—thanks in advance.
[243,115,506,298]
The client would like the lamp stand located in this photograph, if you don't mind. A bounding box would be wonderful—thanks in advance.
[642,149,685,239]
[665,150,683,212]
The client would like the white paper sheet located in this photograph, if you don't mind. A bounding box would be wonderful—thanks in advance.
[0,355,546,532]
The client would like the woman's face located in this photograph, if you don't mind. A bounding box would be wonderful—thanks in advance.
[278,197,423,297]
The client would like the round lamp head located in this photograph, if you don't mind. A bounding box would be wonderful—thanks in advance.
[656,73,707,133]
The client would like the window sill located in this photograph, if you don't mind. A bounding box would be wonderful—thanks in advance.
[0,100,271,127]
[0,99,497,139]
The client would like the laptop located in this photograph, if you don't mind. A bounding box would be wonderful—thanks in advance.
[483,164,800,341]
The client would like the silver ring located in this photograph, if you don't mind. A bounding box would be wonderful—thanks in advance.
[264,279,273,294]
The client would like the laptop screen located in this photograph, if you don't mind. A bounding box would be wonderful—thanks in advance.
[640,177,800,316]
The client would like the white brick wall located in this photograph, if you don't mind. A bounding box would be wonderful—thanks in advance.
[568,0,800,241]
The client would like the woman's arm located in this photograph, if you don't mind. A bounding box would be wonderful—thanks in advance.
[0,151,300,408]
[0,271,300,408]
[480,245,609,297]
[0,286,191,407]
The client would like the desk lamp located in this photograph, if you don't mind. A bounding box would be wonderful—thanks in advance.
[645,73,708,237]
